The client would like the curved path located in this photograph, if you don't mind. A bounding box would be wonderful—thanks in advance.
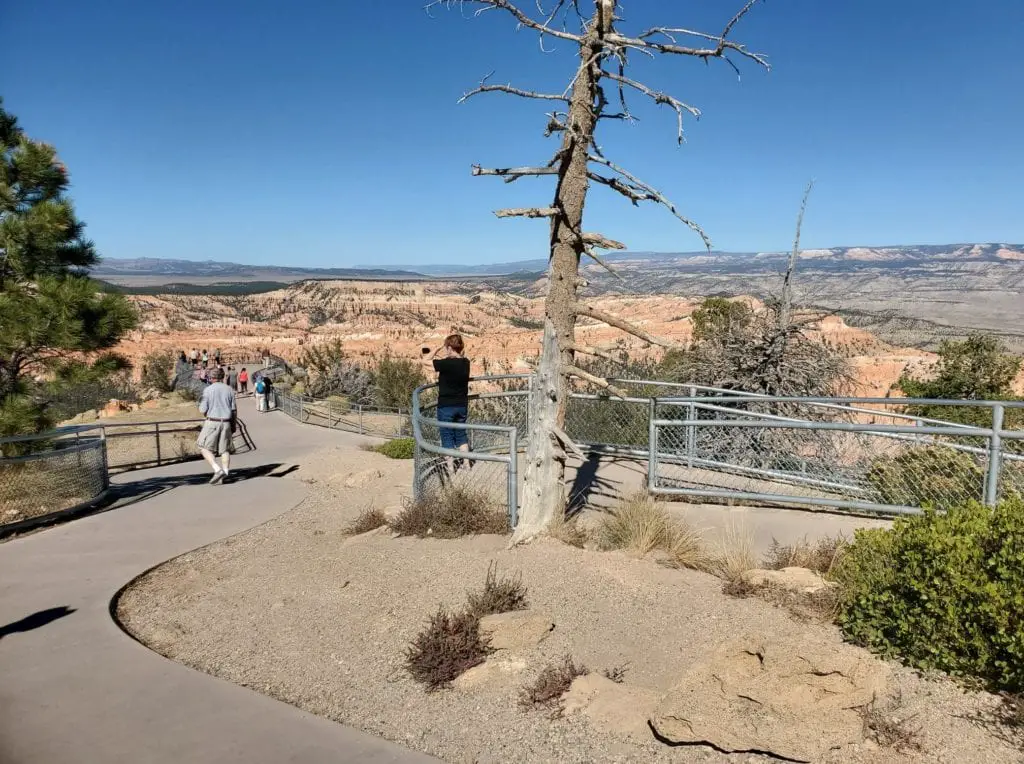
[0,398,437,764]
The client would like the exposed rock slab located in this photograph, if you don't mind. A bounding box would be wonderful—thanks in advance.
[477,611,554,651]
[563,674,660,742]
[453,656,528,690]
[650,633,888,762]
[742,566,835,594]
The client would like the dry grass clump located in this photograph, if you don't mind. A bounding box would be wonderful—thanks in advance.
[547,513,590,548]
[762,534,848,576]
[707,519,757,583]
[861,697,923,753]
[602,664,629,684]
[597,493,710,570]
[405,607,491,692]
[466,563,529,618]
[519,654,588,714]
[343,506,389,536]
[389,484,508,538]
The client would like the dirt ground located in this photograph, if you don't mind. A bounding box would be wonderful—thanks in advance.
[117,443,1021,764]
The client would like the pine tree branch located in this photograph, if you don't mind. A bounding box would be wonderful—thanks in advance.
[550,423,586,458]
[494,207,559,218]
[581,232,625,249]
[561,364,628,398]
[575,303,676,348]
[581,247,623,280]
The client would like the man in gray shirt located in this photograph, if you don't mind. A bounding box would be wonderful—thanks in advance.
[226,366,238,391]
[197,367,237,484]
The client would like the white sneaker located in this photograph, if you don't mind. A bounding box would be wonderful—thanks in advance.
[210,470,225,485]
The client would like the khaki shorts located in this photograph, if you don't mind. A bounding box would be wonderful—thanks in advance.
[197,420,234,456]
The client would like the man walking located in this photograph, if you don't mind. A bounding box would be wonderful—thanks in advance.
[226,365,238,391]
[196,366,236,485]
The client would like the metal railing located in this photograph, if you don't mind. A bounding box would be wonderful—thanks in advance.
[0,417,253,532]
[408,375,1024,524]
[276,391,414,439]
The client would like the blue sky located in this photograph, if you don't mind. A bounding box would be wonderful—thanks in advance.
[3,0,1023,267]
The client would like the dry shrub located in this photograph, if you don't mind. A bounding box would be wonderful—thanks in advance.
[405,607,491,691]
[597,493,709,571]
[547,513,590,548]
[389,484,508,538]
[466,563,529,618]
[992,693,1024,749]
[344,506,388,535]
[519,655,588,713]
[602,664,629,684]
[861,697,922,753]
[707,519,756,583]
[724,579,840,623]
[762,534,848,577]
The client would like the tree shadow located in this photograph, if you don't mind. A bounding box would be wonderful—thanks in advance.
[0,606,77,640]
[567,452,630,517]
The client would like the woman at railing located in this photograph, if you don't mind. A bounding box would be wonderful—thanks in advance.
[423,333,471,471]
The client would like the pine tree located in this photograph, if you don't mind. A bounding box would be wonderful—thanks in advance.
[0,99,137,435]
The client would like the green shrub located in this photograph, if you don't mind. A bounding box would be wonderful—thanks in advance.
[835,498,1024,692]
[866,446,984,510]
[372,437,415,460]
[140,350,176,393]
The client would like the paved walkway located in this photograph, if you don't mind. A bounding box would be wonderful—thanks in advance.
[0,399,436,764]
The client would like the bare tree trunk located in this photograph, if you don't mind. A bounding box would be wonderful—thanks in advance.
[512,10,605,544]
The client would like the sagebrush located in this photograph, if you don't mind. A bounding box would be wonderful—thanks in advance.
[836,498,1024,692]
[866,446,985,510]
[405,607,491,691]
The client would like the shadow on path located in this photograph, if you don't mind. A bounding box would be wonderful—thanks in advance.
[0,606,77,641]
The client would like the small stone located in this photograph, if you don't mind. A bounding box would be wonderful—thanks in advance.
[478,610,554,651]
[453,656,528,689]
[563,673,661,742]
[741,566,836,594]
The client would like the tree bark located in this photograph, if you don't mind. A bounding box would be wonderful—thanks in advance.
[512,6,608,544]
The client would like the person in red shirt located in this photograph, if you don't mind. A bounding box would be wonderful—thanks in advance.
[238,367,249,394]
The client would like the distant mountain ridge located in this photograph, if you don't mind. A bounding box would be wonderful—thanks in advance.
[95,242,1023,284]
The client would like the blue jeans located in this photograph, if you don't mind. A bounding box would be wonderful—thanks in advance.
[437,405,468,450]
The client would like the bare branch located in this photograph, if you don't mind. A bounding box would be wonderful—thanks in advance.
[459,72,569,104]
[588,154,712,250]
[613,0,770,71]
[561,364,628,398]
[581,247,623,280]
[426,0,584,43]
[473,164,560,183]
[779,179,815,330]
[581,232,625,249]
[575,304,676,348]
[600,71,701,144]
[550,423,585,458]
[566,341,620,363]
[494,207,558,218]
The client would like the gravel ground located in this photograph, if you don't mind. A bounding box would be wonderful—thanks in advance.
[117,444,1022,764]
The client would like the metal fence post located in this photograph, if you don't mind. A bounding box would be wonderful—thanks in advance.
[984,403,1004,506]
[648,398,657,492]
[687,385,697,468]
[508,428,519,528]
[155,422,162,466]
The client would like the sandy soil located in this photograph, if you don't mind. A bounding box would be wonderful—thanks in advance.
[117,443,1021,764]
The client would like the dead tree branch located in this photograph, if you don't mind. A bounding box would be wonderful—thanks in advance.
[566,341,620,363]
[588,154,711,249]
[460,73,570,104]
[581,232,625,249]
[473,164,560,183]
[561,364,628,397]
[779,179,815,330]
[575,304,676,348]
[425,0,584,43]
[601,71,701,144]
[494,207,558,218]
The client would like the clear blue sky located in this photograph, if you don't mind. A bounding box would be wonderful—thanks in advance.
[3,0,1023,267]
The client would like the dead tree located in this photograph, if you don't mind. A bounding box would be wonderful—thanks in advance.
[429,0,769,543]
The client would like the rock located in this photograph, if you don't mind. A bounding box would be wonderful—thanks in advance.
[563,673,661,742]
[742,566,836,594]
[453,655,528,689]
[650,633,888,762]
[478,610,554,651]
[99,399,132,418]
[141,399,164,410]
[342,468,384,488]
